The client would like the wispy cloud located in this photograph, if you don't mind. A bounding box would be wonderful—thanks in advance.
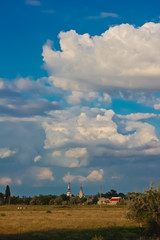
[88,12,118,19]
[34,155,41,162]
[42,9,55,15]
[25,0,41,6]
[0,177,12,185]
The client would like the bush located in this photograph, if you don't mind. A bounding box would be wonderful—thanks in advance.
[49,198,55,205]
[127,183,160,236]
[46,210,52,214]
[1,213,6,216]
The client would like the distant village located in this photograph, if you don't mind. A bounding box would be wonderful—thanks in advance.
[67,183,122,205]
[0,183,125,205]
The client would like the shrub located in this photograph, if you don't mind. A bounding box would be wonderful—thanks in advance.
[49,198,55,205]
[1,213,6,216]
[46,210,52,214]
[127,183,160,236]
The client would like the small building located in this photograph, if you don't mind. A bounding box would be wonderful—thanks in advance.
[97,197,110,205]
[78,185,85,198]
[66,183,72,197]
[109,197,121,205]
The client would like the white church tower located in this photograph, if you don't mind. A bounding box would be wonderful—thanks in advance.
[66,182,72,197]
[78,184,84,198]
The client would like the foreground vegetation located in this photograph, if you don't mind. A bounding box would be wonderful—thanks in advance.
[127,184,160,238]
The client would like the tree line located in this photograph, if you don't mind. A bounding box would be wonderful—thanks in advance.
[0,187,124,205]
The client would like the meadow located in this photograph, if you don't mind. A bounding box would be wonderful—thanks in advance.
[0,205,147,240]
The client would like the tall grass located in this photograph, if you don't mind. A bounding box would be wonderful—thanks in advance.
[0,205,137,235]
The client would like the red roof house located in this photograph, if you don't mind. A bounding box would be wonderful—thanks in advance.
[109,197,121,205]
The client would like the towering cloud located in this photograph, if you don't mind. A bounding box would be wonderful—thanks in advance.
[43,23,160,92]
[42,108,160,169]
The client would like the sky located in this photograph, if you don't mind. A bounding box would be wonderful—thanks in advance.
[0,0,160,197]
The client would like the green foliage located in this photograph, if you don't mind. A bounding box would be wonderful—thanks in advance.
[38,195,53,205]
[101,189,125,199]
[10,196,23,204]
[46,210,52,214]
[49,198,55,205]
[0,192,4,205]
[22,196,32,205]
[0,213,6,216]
[91,196,99,204]
[54,196,63,205]
[127,184,160,236]
[30,195,41,205]
[69,196,81,205]
[0,188,126,207]
[60,193,70,202]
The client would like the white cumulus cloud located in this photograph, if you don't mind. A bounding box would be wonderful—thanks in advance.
[65,148,87,158]
[0,148,16,159]
[42,107,160,168]
[63,169,104,183]
[42,23,160,93]
[33,167,54,181]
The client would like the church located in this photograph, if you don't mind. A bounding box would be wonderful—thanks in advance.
[66,183,85,198]
[66,183,72,197]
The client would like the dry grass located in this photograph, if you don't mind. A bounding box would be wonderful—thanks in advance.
[0,205,138,235]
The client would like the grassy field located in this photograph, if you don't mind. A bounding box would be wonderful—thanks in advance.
[0,205,146,240]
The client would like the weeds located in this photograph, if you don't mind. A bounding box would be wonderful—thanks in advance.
[0,213,6,216]
[46,210,52,214]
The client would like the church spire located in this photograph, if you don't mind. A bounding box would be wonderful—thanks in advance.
[78,184,84,198]
[66,182,72,197]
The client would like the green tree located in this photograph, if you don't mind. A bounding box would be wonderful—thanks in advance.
[54,196,63,205]
[91,196,99,204]
[60,194,70,202]
[69,196,81,205]
[10,196,23,204]
[38,195,53,205]
[0,192,4,205]
[49,198,55,205]
[30,195,41,205]
[22,196,32,205]
[5,185,11,204]
[128,184,160,236]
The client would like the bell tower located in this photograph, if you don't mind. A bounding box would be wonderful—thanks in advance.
[78,184,84,198]
[66,182,72,197]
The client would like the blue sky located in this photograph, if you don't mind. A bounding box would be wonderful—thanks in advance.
[0,0,160,196]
